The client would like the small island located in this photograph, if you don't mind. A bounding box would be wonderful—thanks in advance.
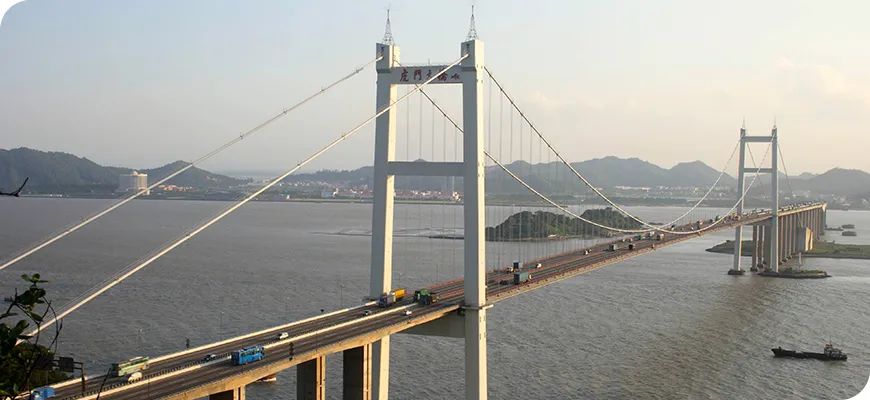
[759,268,830,279]
[485,207,642,241]
[706,240,870,260]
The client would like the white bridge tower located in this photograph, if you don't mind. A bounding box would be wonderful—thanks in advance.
[369,38,489,399]
[731,124,780,274]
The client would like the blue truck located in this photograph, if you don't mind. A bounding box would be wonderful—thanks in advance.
[232,345,265,366]
[31,387,55,399]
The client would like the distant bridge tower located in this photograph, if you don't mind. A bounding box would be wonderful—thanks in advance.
[731,124,779,273]
[369,38,488,400]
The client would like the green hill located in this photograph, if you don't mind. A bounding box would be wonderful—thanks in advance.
[485,207,643,241]
[0,147,248,194]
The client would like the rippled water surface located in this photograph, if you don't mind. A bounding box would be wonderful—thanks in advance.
[0,198,867,399]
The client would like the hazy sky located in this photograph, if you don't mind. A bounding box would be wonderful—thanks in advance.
[2,0,869,175]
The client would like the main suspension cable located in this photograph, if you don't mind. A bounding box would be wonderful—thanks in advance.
[411,79,770,235]
[25,55,467,338]
[777,138,796,199]
[0,56,382,272]
[484,66,744,233]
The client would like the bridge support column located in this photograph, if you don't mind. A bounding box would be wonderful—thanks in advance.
[751,225,759,271]
[821,207,827,237]
[784,216,790,260]
[343,344,372,400]
[792,215,797,255]
[760,224,766,269]
[790,215,795,258]
[776,217,785,264]
[370,41,399,400]
[769,126,780,272]
[461,39,488,400]
[817,209,823,238]
[210,387,245,400]
[731,124,748,274]
[762,223,772,270]
[464,306,488,400]
[297,356,326,400]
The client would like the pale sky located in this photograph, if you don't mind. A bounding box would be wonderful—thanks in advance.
[1,0,869,175]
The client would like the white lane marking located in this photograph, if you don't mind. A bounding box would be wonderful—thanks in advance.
[76,303,415,399]
[50,301,374,391]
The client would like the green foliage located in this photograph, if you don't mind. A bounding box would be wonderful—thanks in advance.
[0,274,68,397]
[810,241,870,257]
[485,208,643,241]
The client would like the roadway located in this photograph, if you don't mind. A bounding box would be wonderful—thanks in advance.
[46,202,824,399]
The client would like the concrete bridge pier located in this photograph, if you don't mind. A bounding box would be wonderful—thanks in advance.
[343,344,372,400]
[755,224,764,270]
[297,356,326,400]
[209,387,245,400]
[762,222,773,270]
[750,224,759,271]
[783,216,791,261]
[749,206,827,274]
[787,216,793,259]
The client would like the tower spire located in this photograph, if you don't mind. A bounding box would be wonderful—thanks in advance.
[466,5,479,41]
[382,8,395,45]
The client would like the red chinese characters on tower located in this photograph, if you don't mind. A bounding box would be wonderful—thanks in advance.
[413,69,423,81]
[400,68,409,82]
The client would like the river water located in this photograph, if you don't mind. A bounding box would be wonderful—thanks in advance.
[0,198,867,399]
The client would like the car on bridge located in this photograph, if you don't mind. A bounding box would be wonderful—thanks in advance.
[127,371,143,383]
[276,332,289,340]
[203,354,218,362]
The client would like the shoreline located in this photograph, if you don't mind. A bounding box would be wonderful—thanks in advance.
[18,194,864,210]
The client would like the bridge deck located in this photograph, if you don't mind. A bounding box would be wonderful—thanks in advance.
[48,203,825,399]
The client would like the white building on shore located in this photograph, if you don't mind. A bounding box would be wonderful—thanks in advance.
[118,171,149,195]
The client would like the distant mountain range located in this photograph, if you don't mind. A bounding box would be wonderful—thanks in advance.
[288,156,870,199]
[0,147,248,194]
[286,156,737,194]
[3,147,868,200]
[788,168,870,197]
[484,158,739,195]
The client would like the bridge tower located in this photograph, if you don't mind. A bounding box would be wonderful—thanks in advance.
[369,38,488,399]
[731,124,780,273]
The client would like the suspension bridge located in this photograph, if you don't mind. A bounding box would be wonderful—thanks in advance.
[5,15,827,400]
